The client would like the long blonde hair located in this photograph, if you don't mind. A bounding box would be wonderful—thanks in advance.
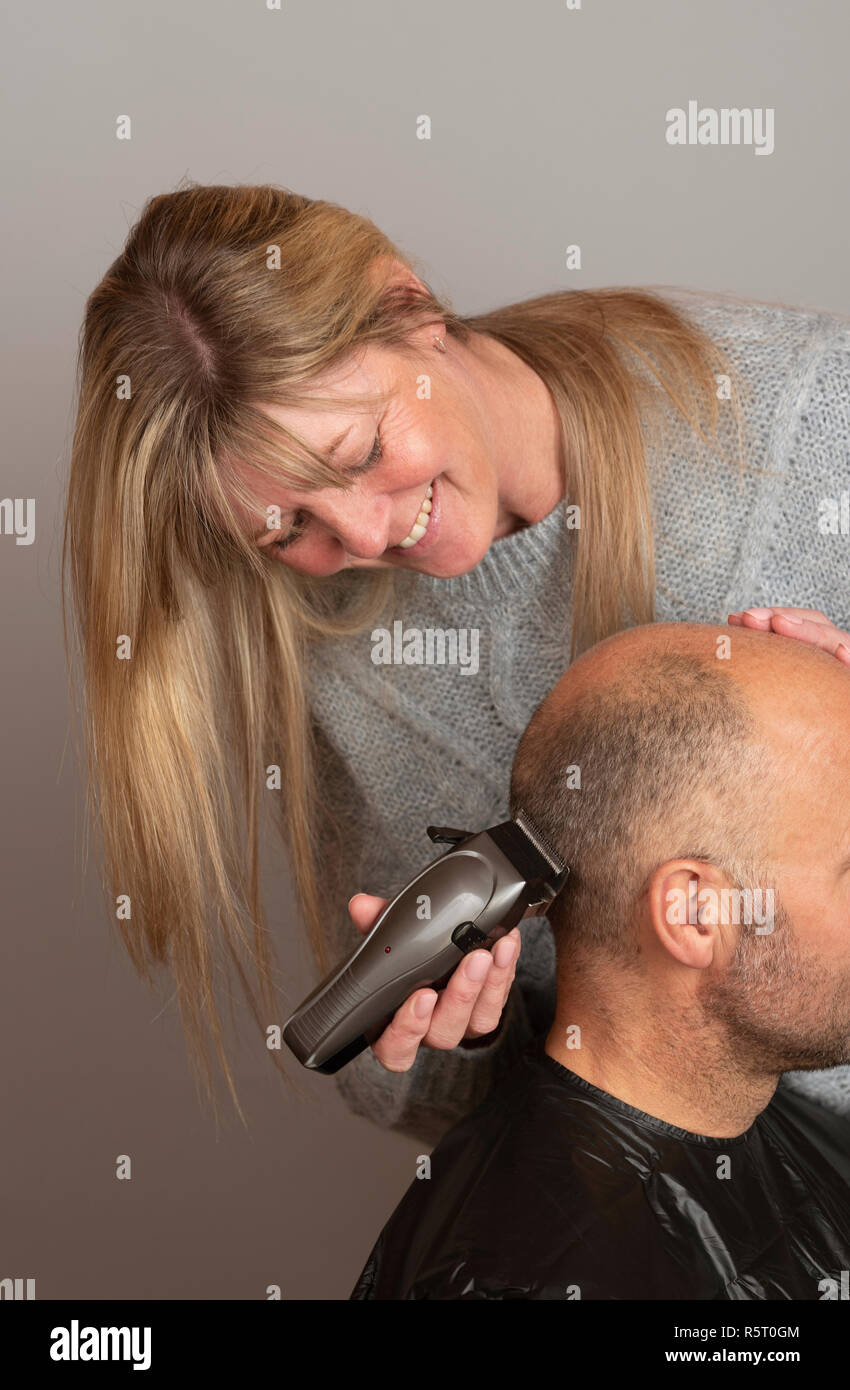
[63,179,753,1123]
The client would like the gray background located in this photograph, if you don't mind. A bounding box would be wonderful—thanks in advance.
[2,0,847,1300]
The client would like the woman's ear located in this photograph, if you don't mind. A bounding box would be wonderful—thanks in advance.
[367,251,429,298]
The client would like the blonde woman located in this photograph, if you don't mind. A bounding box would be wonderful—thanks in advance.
[64,181,850,1145]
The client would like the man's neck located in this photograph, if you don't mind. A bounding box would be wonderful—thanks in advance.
[545,978,781,1138]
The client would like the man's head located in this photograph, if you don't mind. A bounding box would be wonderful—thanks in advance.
[509,622,850,1074]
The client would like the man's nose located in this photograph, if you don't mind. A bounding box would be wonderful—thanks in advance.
[314,486,393,560]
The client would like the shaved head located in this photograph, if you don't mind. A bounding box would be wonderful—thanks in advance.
[510,622,850,1077]
[510,623,793,958]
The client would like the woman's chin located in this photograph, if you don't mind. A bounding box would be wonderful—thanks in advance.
[416,536,492,579]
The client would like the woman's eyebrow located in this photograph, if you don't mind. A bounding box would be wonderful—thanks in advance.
[324,424,355,459]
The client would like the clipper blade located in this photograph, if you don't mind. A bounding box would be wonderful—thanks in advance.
[513,807,568,880]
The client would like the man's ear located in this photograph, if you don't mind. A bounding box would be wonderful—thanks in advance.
[646,860,738,970]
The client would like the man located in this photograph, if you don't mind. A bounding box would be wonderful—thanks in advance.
[350,622,850,1299]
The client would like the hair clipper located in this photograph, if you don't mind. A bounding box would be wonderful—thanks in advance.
[283,810,569,1074]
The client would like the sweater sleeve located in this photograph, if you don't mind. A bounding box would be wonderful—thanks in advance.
[304,719,545,1148]
[752,319,850,630]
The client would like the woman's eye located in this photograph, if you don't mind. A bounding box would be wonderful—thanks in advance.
[273,512,307,553]
[350,432,383,475]
[267,432,382,555]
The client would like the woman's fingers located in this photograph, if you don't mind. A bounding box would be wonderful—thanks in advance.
[419,927,521,1049]
[347,891,439,1071]
[418,947,497,1050]
[369,988,439,1073]
[347,892,389,934]
[767,610,850,663]
[348,892,519,1072]
[369,941,515,1067]
[463,928,521,1039]
[728,608,850,665]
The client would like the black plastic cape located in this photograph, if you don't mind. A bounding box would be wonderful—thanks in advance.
[350,1038,850,1299]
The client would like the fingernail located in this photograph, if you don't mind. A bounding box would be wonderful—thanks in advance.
[493,937,516,969]
[414,991,437,1017]
[727,612,742,620]
[778,614,803,623]
[744,608,772,619]
[837,643,850,663]
[465,952,492,981]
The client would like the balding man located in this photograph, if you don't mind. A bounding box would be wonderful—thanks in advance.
[350,623,850,1300]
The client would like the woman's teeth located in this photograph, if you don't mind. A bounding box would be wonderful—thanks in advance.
[396,482,434,548]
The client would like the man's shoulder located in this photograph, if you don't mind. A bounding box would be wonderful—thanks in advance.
[349,1046,651,1300]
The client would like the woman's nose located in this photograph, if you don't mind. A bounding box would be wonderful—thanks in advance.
[315,487,393,560]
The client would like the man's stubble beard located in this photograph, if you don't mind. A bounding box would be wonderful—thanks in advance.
[697,899,850,1073]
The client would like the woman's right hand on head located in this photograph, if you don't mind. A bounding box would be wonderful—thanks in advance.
[347,893,521,1072]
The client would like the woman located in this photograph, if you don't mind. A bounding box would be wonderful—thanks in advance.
[63,180,850,1144]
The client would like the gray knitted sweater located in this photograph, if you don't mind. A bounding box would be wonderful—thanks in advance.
[304,287,850,1148]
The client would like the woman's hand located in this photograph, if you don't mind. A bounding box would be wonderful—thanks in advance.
[347,893,521,1073]
[728,607,850,665]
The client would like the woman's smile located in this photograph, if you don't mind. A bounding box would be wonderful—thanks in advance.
[389,478,437,554]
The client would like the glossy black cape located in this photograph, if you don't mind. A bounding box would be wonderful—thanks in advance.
[350,1038,850,1299]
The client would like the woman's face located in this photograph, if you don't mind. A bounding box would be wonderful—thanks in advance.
[230,323,562,580]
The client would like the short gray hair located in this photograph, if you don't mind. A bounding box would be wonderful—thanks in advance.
[509,651,774,961]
